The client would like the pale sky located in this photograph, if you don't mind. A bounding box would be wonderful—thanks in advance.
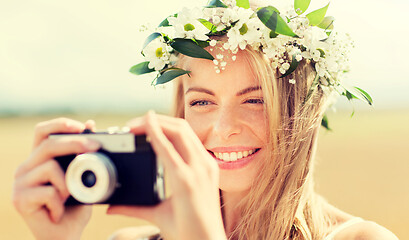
[1,0,408,115]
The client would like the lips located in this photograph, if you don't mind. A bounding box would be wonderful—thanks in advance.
[207,147,261,170]
[210,148,260,161]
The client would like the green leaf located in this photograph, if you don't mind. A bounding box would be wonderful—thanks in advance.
[279,55,300,78]
[321,114,331,130]
[205,0,228,8]
[342,86,373,106]
[198,19,217,33]
[317,48,325,58]
[158,18,170,27]
[158,14,177,27]
[306,3,330,26]
[257,6,298,38]
[317,16,335,30]
[269,30,279,38]
[354,87,373,105]
[171,38,214,60]
[236,0,250,9]
[142,32,162,50]
[294,0,311,15]
[155,68,190,85]
[129,62,155,75]
[343,90,355,101]
[195,40,210,48]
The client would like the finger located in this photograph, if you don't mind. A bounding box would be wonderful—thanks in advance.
[13,186,65,223]
[128,113,208,165]
[15,160,70,199]
[33,118,86,148]
[144,111,186,170]
[16,137,100,178]
[126,117,146,135]
[84,119,97,132]
[153,114,209,163]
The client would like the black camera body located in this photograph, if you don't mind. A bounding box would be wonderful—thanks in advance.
[49,129,165,206]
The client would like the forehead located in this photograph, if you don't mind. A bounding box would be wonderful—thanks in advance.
[182,50,260,91]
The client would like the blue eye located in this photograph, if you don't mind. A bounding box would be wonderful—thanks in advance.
[245,99,264,104]
[190,100,211,106]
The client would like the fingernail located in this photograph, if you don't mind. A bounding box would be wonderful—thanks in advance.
[126,117,144,128]
[85,119,95,125]
[147,110,158,123]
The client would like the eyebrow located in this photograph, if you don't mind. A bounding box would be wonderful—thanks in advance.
[185,86,262,96]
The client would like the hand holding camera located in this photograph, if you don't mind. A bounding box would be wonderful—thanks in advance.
[12,118,99,240]
[13,112,226,240]
[107,111,226,240]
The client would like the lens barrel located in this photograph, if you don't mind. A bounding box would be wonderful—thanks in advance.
[65,152,117,204]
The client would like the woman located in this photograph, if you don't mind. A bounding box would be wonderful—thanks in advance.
[13,0,398,239]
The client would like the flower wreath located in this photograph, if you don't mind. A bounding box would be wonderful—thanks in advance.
[130,0,373,129]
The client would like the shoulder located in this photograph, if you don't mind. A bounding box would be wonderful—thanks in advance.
[336,220,399,240]
[322,203,398,240]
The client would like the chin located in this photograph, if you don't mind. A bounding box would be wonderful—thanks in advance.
[218,150,263,193]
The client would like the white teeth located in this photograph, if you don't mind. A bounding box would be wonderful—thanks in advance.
[243,151,249,157]
[223,152,230,161]
[213,149,258,162]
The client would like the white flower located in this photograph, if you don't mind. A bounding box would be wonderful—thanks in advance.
[143,37,171,71]
[227,13,263,51]
[315,62,326,77]
[311,49,321,62]
[282,62,291,71]
[216,24,226,31]
[289,79,296,84]
[168,8,209,41]
[295,54,303,62]
[209,39,217,47]
[212,15,221,25]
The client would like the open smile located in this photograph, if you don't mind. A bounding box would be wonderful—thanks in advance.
[208,148,261,162]
[207,148,262,170]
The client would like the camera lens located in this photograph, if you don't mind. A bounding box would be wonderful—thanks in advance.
[81,170,97,188]
[65,152,117,204]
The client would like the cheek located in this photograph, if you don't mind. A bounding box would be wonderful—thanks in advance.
[184,107,209,140]
[239,108,268,142]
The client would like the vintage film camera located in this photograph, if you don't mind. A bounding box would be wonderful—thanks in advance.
[49,127,165,205]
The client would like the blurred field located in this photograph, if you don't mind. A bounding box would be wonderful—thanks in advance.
[0,110,408,239]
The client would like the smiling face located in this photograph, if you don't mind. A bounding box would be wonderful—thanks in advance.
[182,50,268,193]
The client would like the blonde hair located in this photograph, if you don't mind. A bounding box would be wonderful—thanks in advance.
[171,26,337,240]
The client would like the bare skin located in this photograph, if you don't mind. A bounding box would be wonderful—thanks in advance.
[12,118,98,240]
[12,49,398,240]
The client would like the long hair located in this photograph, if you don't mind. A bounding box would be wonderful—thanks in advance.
[171,17,336,240]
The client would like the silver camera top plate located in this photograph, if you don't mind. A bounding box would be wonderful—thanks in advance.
[49,131,136,153]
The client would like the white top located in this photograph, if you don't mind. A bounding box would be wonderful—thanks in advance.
[323,217,364,240]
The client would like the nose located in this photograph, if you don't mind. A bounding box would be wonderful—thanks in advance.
[213,106,242,140]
